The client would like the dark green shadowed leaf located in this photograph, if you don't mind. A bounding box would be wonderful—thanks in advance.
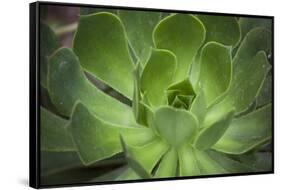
[73,12,134,99]
[178,145,201,176]
[118,10,161,64]
[213,104,272,154]
[41,151,83,177]
[171,96,185,109]
[48,48,137,126]
[40,85,60,115]
[154,148,178,178]
[80,7,117,15]
[154,106,198,147]
[177,95,194,109]
[40,20,60,89]
[94,166,141,182]
[197,42,232,106]
[115,167,141,180]
[234,152,272,172]
[141,49,177,107]
[153,14,206,82]
[167,90,181,105]
[206,150,252,173]
[194,109,235,150]
[257,73,272,107]
[239,17,272,40]
[41,107,74,151]
[171,95,192,109]
[197,15,241,47]
[69,102,156,165]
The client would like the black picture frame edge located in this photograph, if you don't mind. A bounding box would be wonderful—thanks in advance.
[30,2,40,189]
[29,1,274,189]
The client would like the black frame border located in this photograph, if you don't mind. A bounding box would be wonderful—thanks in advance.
[29,1,274,189]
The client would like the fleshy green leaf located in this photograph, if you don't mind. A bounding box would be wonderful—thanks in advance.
[132,62,149,126]
[194,109,235,150]
[197,15,241,47]
[197,42,232,106]
[118,10,161,64]
[167,78,196,104]
[73,12,134,98]
[210,28,272,115]
[41,107,74,151]
[167,89,181,105]
[177,95,194,109]
[213,104,272,154]
[154,106,198,147]
[223,50,270,114]
[154,148,178,178]
[68,102,155,165]
[178,145,200,176]
[193,149,227,174]
[153,14,205,81]
[48,48,137,126]
[190,90,207,126]
[123,138,169,174]
[171,95,192,109]
[40,20,60,88]
[115,167,141,180]
[141,49,177,106]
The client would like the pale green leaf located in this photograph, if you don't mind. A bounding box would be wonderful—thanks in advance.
[190,90,207,126]
[154,148,178,178]
[194,149,227,174]
[123,138,169,174]
[197,42,232,106]
[154,106,198,147]
[141,49,177,106]
[194,109,235,150]
[153,14,205,81]
[48,48,137,126]
[73,12,134,98]
[178,144,200,176]
[68,102,155,165]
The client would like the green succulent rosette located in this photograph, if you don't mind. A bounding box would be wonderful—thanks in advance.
[40,9,272,185]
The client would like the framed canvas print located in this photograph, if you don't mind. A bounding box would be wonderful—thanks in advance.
[29,1,274,188]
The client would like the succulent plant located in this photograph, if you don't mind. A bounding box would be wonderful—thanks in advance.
[40,8,272,185]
